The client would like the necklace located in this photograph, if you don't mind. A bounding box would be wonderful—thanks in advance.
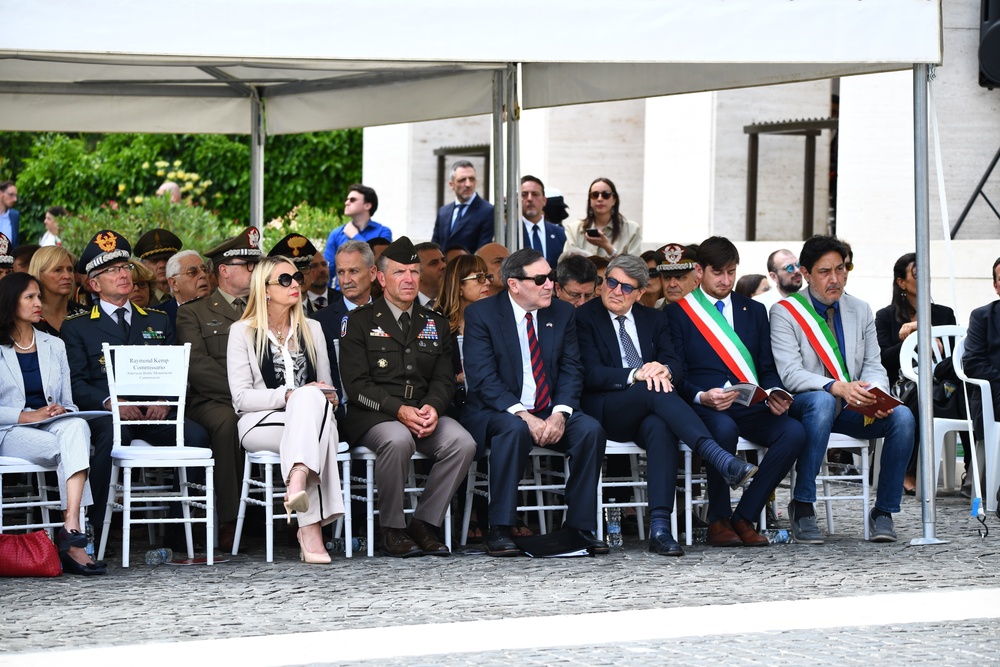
[13,329,35,351]
[269,325,288,345]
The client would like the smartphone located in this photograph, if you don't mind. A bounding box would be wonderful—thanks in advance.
[585,229,601,238]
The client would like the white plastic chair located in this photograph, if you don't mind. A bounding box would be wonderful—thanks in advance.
[789,433,871,540]
[953,337,996,513]
[597,440,658,541]
[0,457,83,535]
[898,324,968,493]
[96,343,215,567]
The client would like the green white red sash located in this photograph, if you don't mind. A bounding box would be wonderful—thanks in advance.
[775,292,851,382]
[678,290,758,384]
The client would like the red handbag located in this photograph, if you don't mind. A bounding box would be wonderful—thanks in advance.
[0,530,62,577]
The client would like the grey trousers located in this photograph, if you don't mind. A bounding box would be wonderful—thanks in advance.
[0,417,93,510]
[356,416,476,529]
[239,386,345,527]
[187,399,243,525]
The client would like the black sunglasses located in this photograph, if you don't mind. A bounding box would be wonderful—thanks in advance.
[516,271,557,286]
[266,271,304,287]
[605,276,639,295]
[589,190,614,200]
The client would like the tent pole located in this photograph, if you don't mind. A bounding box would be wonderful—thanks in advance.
[504,63,520,252]
[911,63,946,546]
[250,88,265,232]
[492,71,505,244]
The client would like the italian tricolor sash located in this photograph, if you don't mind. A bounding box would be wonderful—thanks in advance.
[775,293,851,382]
[678,290,759,384]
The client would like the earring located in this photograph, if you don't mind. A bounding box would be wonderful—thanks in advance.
[266,295,271,303]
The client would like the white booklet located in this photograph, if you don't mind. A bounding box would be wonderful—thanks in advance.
[22,410,109,427]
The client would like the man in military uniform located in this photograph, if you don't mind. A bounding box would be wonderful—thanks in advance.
[340,237,476,557]
[134,228,183,304]
[62,230,211,540]
[176,226,260,549]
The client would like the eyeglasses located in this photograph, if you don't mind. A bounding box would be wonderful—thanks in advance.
[605,276,640,295]
[176,264,209,279]
[461,272,493,285]
[780,263,801,274]
[92,262,135,278]
[345,196,361,203]
[266,271,304,287]
[589,190,614,200]
[515,271,556,286]
[648,268,660,279]
[308,260,329,270]
[225,261,257,272]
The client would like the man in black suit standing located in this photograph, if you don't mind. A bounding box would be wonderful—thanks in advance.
[462,248,607,556]
[432,160,494,253]
[576,254,758,556]
[521,175,568,268]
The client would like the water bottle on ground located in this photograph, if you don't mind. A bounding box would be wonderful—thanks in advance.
[604,499,623,548]
[765,529,790,544]
[325,537,366,554]
[145,548,173,565]
[85,521,95,558]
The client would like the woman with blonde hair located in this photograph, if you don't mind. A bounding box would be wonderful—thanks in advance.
[227,256,344,563]
[28,245,87,336]
[128,261,157,309]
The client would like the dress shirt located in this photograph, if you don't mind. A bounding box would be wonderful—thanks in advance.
[99,299,132,326]
[506,294,572,417]
[702,287,734,328]
[607,308,641,384]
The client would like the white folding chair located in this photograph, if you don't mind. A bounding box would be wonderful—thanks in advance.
[96,343,215,567]
[597,440,662,541]
[789,433,871,540]
[953,337,997,513]
[898,324,968,492]
[0,457,82,535]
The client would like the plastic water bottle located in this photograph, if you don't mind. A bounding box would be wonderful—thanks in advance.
[689,527,709,543]
[325,537,366,554]
[144,548,173,565]
[765,529,790,544]
[604,500,623,548]
[84,521,95,558]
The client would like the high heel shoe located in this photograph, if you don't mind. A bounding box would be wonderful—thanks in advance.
[57,527,89,553]
[297,529,331,564]
[283,464,310,524]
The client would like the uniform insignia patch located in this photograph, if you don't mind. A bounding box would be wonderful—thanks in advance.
[377,358,388,368]
[370,326,390,337]
[417,319,439,340]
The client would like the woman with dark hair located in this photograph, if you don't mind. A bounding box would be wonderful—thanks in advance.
[0,272,105,574]
[735,274,770,299]
[28,245,87,336]
[564,177,641,259]
[436,254,491,387]
[640,250,664,308]
[875,252,956,494]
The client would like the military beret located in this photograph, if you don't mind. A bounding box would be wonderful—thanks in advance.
[205,226,262,261]
[78,230,132,274]
[134,228,182,261]
[380,236,419,265]
[268,233,317,268]
[656,243,699,277]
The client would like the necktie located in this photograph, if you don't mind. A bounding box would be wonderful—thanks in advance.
[398,311,410,335]
[525,313,551,412]
[233,298,246,315]
[825,306,836,334]
[616,315,643,369]
[315,296,326,310]
[115,306,130,338]
[451,203,467,230]
[532,224,543,254]
[715,300,725,315]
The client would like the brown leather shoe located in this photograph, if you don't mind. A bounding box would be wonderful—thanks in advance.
[732,518,769,546]
[218,520,237,553]
[707,518,741,547]
[380,527,423,558]
[406,519,450,556]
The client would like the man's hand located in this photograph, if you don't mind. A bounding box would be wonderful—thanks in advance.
[766,392,792,416]
[538,411,567,447]
[831,380,876,409]
[517,411,547,446]
[414,405,439,438]
[397,404,437,439]
[143,404,170,421]
[634,362,673,393]
[699,387,738,411]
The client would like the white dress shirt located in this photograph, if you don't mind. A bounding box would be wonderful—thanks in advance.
[506,293,572,417]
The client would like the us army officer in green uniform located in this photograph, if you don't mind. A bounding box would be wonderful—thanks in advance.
[340,237,476,558]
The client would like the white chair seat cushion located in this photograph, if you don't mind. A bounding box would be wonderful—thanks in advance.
[0,455,37,466]
[111,446,213,460]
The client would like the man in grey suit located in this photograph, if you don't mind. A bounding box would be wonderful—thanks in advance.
[176,226,261,549]
[770,235,913,543]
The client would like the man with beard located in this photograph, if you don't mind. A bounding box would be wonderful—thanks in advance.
[755,248,803,313]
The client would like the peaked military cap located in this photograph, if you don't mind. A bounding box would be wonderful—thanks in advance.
[655,243,699,277]
[134,228,182,261]
[78,230,132,274]
[206,226,262,261]
[268,233,317,268]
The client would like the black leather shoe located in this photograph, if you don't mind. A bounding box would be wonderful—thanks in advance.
[59,551,107,576]
[380,527,423,558]
[484,526,520,557]
[406,519,450,556]
[725,459,758,490]
[568,527,609,555]
[648,530,684,556]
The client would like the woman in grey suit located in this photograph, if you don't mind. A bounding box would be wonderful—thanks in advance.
[0,272,105,575]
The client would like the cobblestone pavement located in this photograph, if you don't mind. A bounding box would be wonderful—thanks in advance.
[2,489,999,665]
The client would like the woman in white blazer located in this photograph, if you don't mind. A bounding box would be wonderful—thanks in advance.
[563,177,641,259]
[227,256,344,564]
[0,272,105,575]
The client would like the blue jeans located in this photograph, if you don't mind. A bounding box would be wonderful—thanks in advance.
[789,391,914,513]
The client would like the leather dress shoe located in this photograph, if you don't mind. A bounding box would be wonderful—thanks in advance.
[567,527,609,555]
[406,519,450,556]
[218,521,238,552]
[707,518,742,547]
[380,527,423,558]
[725,459,758,490]
[484,526,520,557]
[648,530,684,556]
[732,518,769,546]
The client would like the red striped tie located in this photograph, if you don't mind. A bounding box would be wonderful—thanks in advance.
[526,312,551,412]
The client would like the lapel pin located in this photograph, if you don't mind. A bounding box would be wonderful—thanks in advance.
[546,322,554,327]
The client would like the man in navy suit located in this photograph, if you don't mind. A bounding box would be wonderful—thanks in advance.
[521,175,567,267]
[0,181,20,246]
[462,248,607,556]
[666,236,804,547]
[576,254,757,556]
[432,160,495,252]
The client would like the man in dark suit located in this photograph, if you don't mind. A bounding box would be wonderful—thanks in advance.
[176,226,261,549]
[666,236,804,547]
[340,237,476,557]
[576,254,757,556]
[462,248,608,556]
[432,160,495,252]
[521,175,567,268]
[62,230,211,538]
[0,181,19,246]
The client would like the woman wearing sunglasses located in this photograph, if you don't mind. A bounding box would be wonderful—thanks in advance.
[565,177,640,259]
[227,256,344,563]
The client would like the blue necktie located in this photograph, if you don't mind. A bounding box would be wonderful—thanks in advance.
[532,224,543,254]
[715,300,725,315]
[451,203,467,230]
[616,316,643,369]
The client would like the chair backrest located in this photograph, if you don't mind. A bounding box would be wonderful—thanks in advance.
[102,342,191,447]
[953,336,995,427]
[898,324,967,382]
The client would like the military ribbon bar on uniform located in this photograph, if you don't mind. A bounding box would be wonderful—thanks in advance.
[775,292,851,383]
[677,290,758,385]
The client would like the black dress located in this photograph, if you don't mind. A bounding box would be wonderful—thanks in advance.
[33,300,88,337]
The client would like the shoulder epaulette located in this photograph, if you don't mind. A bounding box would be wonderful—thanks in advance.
[65,310,89,321]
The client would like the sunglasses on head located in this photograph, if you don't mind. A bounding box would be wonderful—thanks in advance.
[605,276,639,295]
[266,271,304,287]
[461,272,494,285]
[781,263,801,274]
[589,190,614,200]
[515,271,557,286]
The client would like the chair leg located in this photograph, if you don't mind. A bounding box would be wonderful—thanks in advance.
[264,462,275,564]
[460,468,476,546]
[631,454,646,541]
[532,457,547,534]
[341,458,353,558]
[122,465,132,568]
[178,468,194,560]
[232,457,251,557]
[98,463,117,562]
[366,459,375,558]
[862,444,871,541]
[205,465,214,566]
[595,468,605,541]
[821,459,835,535]
[684,450,694,547]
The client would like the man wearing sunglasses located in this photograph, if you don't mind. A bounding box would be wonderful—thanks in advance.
[555,254,601,308]
[324,184,392,288]
[462,248,607,556]
[755,248,803,313]
[177,227,261,550]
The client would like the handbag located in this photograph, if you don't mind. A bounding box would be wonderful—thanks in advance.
[892,376,917,407]
[0,530,63,577]
[932,355,966,420]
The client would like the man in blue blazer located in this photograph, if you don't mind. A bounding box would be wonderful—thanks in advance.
[432,160,495,252]
[0,182,20,246]
[521,175,567,267]
[462,248,607,556]
[666,236,804,547]
[576,254,757,556]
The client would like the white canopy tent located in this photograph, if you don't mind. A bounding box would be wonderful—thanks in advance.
[1,0,954,538]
